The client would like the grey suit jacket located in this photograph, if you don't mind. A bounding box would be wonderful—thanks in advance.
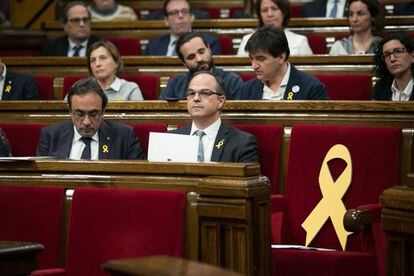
[170,122,259,163]
[37,120,145,160]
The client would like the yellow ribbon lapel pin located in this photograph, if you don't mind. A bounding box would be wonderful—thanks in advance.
[215,139,224,149]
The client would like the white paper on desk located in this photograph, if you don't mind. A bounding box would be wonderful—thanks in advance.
[0,156,55,162]
[271,244,336,251]
[148,132,198,162]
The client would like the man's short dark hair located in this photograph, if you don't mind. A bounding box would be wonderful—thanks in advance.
[61,1,91,23]
[190,70,226,96]
[67,78,108,111]
[245,26,290,60]
[163,0,191,16]
[176,32,210,62]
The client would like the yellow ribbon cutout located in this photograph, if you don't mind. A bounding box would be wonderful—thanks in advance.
[102,145,109,153]
[301,144,353,250]
[287,92,293,100]
[5,85,11,93]
[215,139,224,149]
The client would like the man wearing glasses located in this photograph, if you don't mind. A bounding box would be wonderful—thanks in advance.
[170,71,258,163]
[42,1,100,56]
[145,0,219,56]
[37,78,145,160]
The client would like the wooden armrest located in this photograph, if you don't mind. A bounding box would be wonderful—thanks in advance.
[343,209,372,232]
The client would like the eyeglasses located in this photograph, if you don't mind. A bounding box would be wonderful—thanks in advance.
[72,110,102,121]
[166,8,190,17]
[186,89,222,99]
[382,48,407,61]
[67,17,91,25]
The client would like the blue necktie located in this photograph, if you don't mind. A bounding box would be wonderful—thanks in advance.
[73,45,83,57]
[194,130,205,162]
[329,0,338,18]
[80,137,92,160]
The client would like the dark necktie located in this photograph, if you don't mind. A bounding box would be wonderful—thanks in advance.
[80,137,92,160]
[330,0,339,18]
[194,130,205,162]
[171,40,177,56]
[73,45,83,57]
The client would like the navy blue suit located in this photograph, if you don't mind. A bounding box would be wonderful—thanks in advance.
[37,120,145,160]
[1,72,38,100]
[145,33,220,55]
[42,35,101,56]
[159,67,242,100]
[372,79,414,101]
[170,123,259,163]
[300,0,349,17]
[236,65,329,100]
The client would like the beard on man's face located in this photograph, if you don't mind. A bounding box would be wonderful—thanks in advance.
[189,59,214,76]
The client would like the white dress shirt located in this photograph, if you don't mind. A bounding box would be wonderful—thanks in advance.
[0,64,6,100]
[69,126,99,160]
[67,39,88,57]
[391,78,413,101]
[326,0,346,18]
[166,35,178,56]
[262,63,291,100]
[190,118,221,162]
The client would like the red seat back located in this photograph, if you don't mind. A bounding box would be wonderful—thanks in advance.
[0,186,64,268]
[130,124,167,154]
[315,75,372,100]
[200,7,221,18]
[233,124,283,194]
[307,35,327,54]
[239,74,256,82]
[0,124,46,156]
[106,37,141,56]
[218,35,233,55]
[36,76,54,100]
[66,188,186,276]
[62,76,86,99]
[283,125,400,250]
[0,50,41,56]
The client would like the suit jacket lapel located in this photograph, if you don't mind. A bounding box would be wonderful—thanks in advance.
[57,123,73,158]
[98,121,114,159]
[284,65,301,100]
[210,123,229,162]
[1,74,13,100]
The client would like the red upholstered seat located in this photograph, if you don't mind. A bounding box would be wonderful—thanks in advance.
[36,76,54,100]
[130,124,167,154]
[0,186,64,269]
[272,125,400,276]
[217,35,233,55]
[315,74,372,100]
[307,35,327,54]
[39,188,185,276]
[232,124,283,194]
[200,7,221,18]
[106,37,141,56]
[0,50,41,56]
[239,74,256,83]
[0,124,46,156]
[62,75,159,100]
[290,5,302,17]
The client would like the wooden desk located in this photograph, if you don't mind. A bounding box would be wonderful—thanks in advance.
[0,241,43,275]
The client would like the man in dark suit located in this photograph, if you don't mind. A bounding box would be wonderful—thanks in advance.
[145,0,220,56]
[170,71,258,163]
[236,27,328,100]
[42,1,100,57]
[37,78,145,160]
[300,0,349,17]
[159,32,242,100]
[0,58,38,100]
[0,127,12,157]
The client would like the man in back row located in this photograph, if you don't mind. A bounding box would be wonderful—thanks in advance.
[159,32,243,100]
[145,0,219,56]
[236,27,329,100]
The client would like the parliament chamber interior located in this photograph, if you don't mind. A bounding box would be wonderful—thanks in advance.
[0,0,413,275]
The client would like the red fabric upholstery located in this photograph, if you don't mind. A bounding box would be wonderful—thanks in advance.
[62,75,158,100]
[290,5,302,17]
[0,50,41,56]
[200,7,221,18]
[239,74,256,83]
[272,125,400,276]
[36,76,54,100]
[122,75,159,100]
[217,35,233,55]
[315,75,372,100]
[232,124,283,194]
[0,186,64,269]
[130,124,167,154]
[0,124,46,156]
[65,188,186,276]
[307,35,327,54]
[106,37,141,56]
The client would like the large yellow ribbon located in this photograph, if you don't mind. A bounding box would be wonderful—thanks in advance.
[301,144,353,250]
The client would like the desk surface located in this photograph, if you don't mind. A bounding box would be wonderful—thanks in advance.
[0,241,43,275]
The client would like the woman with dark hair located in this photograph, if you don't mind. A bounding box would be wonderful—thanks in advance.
[329,0,384,55]
[372,33,414,101]
[87,40,143,101]
[237,0,312,56]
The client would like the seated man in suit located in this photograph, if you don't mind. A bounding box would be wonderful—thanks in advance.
[0,58,38,100]
[170,70,258,163]
[88,0,137,21]
[159,32,242,100]
[236,27,329,100]
[37,78,145,160]
[301,0,349,17]
[42,1,100,57]
[0,127,12,157]
[145,0,220,56]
